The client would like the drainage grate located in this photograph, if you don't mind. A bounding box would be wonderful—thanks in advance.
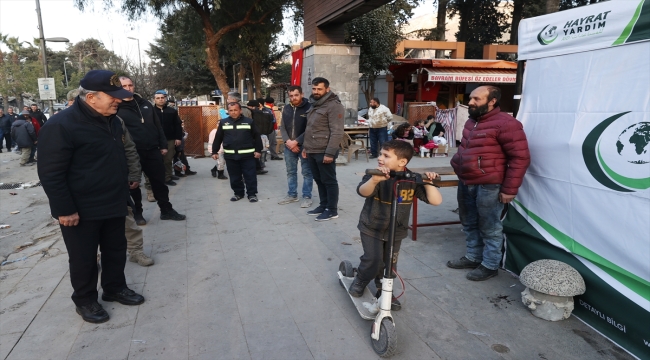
[0,181,42,190]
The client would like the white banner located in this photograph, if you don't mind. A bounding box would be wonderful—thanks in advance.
[516,40,650,311]
[37,78,56,100]
[518,0,650,60]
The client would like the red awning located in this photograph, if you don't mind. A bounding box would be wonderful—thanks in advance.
[424,68,516,83]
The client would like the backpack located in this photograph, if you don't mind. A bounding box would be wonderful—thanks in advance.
[251,109,273,135]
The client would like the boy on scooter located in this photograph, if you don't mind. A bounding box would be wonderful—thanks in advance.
[350,140,443,309]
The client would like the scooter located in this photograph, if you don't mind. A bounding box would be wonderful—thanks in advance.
[338,169,438,357]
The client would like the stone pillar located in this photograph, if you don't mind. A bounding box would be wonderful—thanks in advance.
[301,44,360,124]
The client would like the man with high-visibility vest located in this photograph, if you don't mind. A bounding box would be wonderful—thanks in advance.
[211,102,263,202]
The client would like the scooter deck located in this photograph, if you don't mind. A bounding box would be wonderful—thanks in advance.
[337,271,377,320]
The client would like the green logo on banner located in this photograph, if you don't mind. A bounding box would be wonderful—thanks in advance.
[582,112,650,192]
[537,24,559,45]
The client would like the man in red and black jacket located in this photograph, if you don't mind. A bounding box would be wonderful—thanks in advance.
[448,85,530,281]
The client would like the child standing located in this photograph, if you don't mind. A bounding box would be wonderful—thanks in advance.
[350,140,442,309]
[412,119,428,153]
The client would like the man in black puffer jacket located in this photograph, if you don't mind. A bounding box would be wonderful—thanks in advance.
[38,70,145,324]
[117,76,186,224]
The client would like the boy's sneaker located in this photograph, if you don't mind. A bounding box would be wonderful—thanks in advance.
[230,195,243,202]
[315,209,338,221]
[348,276,369,298]
[446,256,481,269]
[300,197,312,208]
[278,195,299,205]
[248,196,258,203]
[306,206,326,216]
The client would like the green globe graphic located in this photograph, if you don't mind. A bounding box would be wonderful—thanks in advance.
[616,122,650,164]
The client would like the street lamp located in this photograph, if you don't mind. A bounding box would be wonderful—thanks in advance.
[127,36,143,77]
[35,0,70,115]
[63,57,69,88]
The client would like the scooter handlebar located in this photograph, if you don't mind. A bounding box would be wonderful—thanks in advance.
[364,169,441,184]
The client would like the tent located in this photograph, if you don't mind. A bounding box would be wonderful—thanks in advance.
[503,1,650,358]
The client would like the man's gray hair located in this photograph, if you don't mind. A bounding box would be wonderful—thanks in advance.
[227,92,242,102]
[67,89,80,101]
[77,86,98,101]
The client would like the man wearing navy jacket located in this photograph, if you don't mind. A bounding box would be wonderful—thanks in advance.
[38,70,146,324]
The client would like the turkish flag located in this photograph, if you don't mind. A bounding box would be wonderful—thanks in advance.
[421,82,441,102]
[291,49,303,86]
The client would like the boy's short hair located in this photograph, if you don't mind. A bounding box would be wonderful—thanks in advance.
[381,140,414,163]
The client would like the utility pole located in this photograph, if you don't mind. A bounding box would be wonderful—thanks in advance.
[35,0,52,116]
[127,37,143,81]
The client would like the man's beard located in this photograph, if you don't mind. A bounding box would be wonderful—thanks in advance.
[312,94,322,100]
[468,103,489,118]
[370,105,377,109]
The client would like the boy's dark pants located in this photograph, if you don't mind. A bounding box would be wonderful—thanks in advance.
[357,233,402,288]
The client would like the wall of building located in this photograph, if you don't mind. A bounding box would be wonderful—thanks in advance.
[301,44,360,124]
[358,74,389,109]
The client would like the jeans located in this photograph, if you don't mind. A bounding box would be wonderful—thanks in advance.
[307,152,339,211]
[369,127,388,157]
[59,216,127,306]
[284,147,313,198]
[226,157,258,197]
[457,182,505,270]
[357,232,402,286]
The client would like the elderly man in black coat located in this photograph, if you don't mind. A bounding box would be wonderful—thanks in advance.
[38,70,145,324]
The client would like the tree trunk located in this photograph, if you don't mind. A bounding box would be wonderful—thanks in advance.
[362,75,376,107]
[510,0,524,45]
[189,0,282,96]
[249,60,263,99]
[435,0,448,58]
[545,0,560,14]
[205,45,230,96]
[238,64,247,98]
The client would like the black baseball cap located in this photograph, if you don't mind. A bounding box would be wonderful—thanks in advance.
[80,70,133,99]
[246,100,259,107]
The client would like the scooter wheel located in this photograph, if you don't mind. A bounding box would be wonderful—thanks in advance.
[339,260,354,277]
[371,318,398,357]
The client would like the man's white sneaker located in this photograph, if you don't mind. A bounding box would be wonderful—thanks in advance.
[278,196,299,205]
[300,198,313,208]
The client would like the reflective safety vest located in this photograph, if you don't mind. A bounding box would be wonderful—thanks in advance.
[219,116,258,158]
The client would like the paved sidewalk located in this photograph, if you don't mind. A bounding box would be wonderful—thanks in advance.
[0,153,634,360]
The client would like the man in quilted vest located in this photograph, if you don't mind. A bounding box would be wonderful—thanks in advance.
[448,85,530,281]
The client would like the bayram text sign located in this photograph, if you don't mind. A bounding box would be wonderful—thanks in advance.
[428,74,516,83]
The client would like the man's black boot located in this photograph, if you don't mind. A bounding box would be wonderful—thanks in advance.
[217,170,228,180]
[76,301,110,323]
[446,256,481,269]
[211,166,217,178]
[466,265,498,281]
[174,171,187,177]
[348,276,370,298]
[102,288,145,305]
[133,211,146,226]
[160,209,186,221]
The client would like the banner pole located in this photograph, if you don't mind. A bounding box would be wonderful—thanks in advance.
[513,60,525,118]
